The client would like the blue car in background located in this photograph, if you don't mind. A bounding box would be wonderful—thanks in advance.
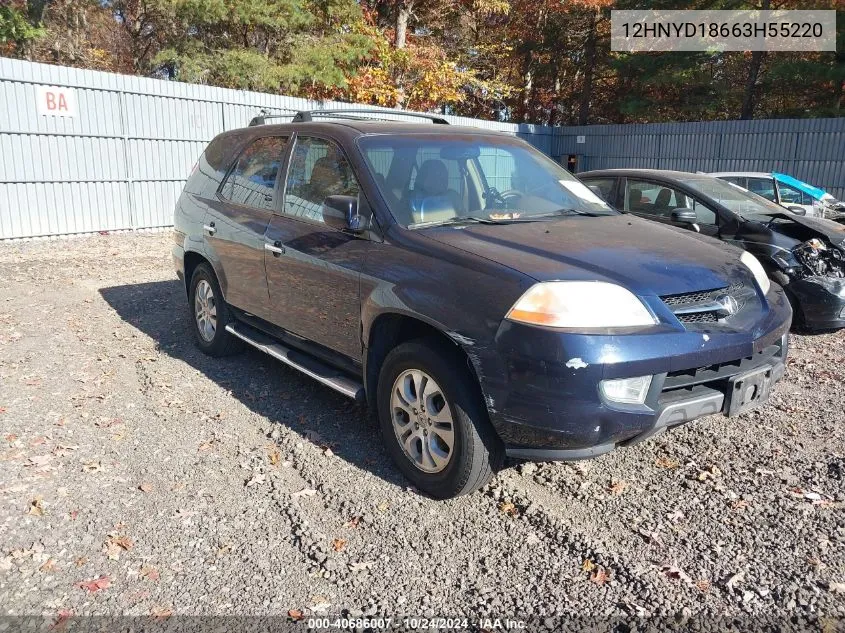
[710,171,845,221]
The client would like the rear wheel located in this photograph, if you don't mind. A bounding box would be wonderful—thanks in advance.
[377,339,503,498]
[188,263,243,357]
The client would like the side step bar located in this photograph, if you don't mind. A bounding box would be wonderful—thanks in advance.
[225,323,365,401]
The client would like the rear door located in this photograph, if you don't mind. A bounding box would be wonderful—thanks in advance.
[264,134,371,361]
[204,135,288,320]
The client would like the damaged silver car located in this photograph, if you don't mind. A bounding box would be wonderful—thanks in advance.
[578,169,845,330]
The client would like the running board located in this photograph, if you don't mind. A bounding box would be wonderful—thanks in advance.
[225,323,365,401]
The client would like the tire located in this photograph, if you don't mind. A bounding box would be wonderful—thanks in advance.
[377,338,503,499]
[188,263,243,357]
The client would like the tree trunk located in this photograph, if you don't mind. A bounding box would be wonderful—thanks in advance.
[578,9,598,126]
[740,50,765,120]
[395,0,414,49]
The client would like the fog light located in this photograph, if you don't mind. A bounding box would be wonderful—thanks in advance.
[600,375,652,405]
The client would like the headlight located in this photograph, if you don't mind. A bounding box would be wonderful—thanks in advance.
[505,281,657,329]
[740,251,771,295]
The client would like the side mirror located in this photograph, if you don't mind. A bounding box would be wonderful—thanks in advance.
[784,205,806,216]
[322,195,364,233]
[671,208,698,224]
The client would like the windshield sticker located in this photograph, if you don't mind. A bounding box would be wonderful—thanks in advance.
[559,180,607,205]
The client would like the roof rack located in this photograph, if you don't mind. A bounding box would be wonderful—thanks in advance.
[249,108,450,127]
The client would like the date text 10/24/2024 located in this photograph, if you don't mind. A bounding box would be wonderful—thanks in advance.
[306,617,528,630]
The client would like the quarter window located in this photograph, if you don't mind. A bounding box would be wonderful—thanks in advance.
[220,136,287,209]
[581,177,616,204]
[283,137,360,222]
[777,182,812,206]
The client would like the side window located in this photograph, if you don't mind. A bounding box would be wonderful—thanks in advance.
[777,182,806,205]
[581,177,616,204]
[283,136,360,222]
[625,179,683,216]
[689,198,718,225]
[220,136,287,210]
[747,177,776,201]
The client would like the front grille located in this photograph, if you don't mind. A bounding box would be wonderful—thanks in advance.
[677,311,719,323]
[660,282,748,324]
[661,283,743,307]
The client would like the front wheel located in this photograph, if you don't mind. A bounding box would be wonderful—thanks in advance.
[377,339,503,498]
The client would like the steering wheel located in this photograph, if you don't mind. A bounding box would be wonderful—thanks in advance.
[486,187,523,209]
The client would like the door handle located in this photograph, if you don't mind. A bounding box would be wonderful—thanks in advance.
[203,222,216,235]
[265,241,284,256]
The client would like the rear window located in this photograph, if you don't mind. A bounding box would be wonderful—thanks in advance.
[220,136,288,210]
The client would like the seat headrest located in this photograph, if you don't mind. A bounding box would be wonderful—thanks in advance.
[416,160,449,196]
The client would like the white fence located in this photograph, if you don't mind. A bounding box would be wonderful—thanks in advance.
[0,58,555,240]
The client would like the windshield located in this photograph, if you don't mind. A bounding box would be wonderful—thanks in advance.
[357,134,616,228]
[677,175,790,219]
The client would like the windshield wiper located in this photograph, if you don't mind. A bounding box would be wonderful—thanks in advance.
[408,216,510,229]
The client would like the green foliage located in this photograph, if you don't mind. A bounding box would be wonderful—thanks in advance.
[0,4,47,50]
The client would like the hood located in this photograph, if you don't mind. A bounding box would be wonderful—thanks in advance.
[773,172,827,201]
[767,213,845,247]
[420,215,749,297]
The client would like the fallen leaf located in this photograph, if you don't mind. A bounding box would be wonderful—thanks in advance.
[288,609,305,621]
[331,538,347,552]
[582,559,596,573]
[725,571,745,591]
[291,488,317,498]
[498,501,518,517]
[608,480,627,495]
[51,609,72,631]
[638,527,665,547]
[695,579,711,593]
[138,483,153,493]
[81,460,102,473]
[266,446,281,466]
[655,456,680,469]
[377,501,389,512]
[28,497,44,516]
[659,564,694,586]
[69,510,78,521]
[590,567,610,586]
[40,558,58,573]
[74,557,87,567]
[151,606,173,619]
[342,517,361,529]
[4,433,16,442]
[76,575,111,593]
[140,565,160,581]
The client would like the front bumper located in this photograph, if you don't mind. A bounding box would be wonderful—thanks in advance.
[786,276,845,330]
[477,286,792,460]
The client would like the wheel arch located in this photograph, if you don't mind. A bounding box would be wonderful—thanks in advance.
[363,312,487,415]
[183,250,226,299]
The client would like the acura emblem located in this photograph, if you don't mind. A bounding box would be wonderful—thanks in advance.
[714,294,739,317]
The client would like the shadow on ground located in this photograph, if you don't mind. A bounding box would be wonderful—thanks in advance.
[99,279,409,490]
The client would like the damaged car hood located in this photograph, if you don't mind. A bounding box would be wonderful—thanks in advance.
[420,214,750,297]
[762,213,845,246]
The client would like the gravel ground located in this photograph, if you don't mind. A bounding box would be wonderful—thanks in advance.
[0,233,844,628]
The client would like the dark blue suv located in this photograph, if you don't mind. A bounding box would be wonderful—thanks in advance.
[173,110,792,498]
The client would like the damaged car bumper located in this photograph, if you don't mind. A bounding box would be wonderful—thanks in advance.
[477,287,792,460]
[786,276,845,330]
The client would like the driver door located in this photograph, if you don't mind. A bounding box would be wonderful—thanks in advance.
[263,135,369,361]
[623,178,720,238]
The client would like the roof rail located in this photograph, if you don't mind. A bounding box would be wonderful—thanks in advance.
[292,109,450,125]
[248,110,297,127]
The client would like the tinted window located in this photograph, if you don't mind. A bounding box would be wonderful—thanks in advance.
[625,178,716,225]
[283,137,360,222]
[221,136,287,209]
[747,177,776,201]
[581,177,616,204]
